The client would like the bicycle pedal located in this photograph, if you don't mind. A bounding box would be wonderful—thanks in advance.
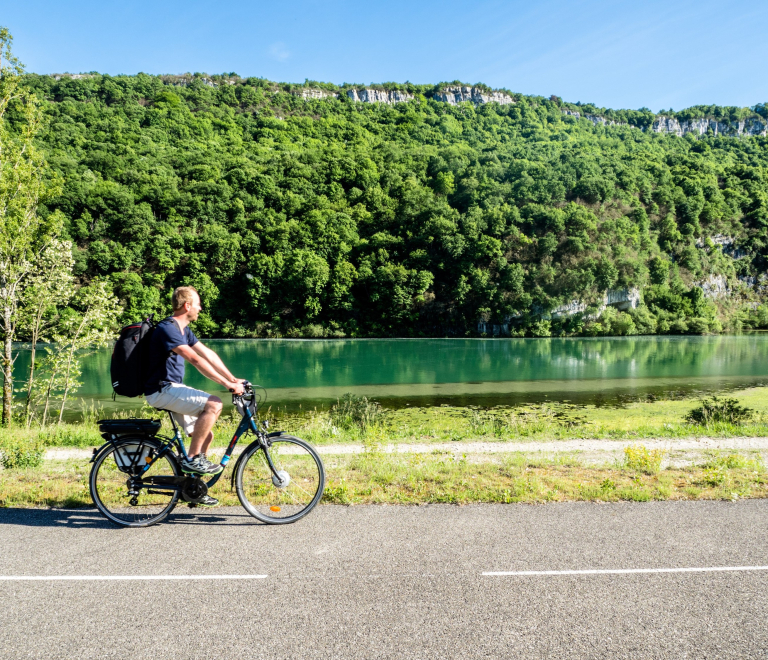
[187,502,198,508]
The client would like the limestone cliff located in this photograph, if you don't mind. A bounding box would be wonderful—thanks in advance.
[297,85,514,105]
[651,116,767,137]
[297,88,339,100]
[561,109,625,127]
[346,89,415,103]
[430,86,514,105]
[562,108,767,138]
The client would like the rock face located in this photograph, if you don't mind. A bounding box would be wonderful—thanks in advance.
[431,86,514,105]
[157,75,221,88]
[697,274,730,299]
[604,288,641,311]
[695,234,746,259]
[50,74,96,81]
[478,288,641,333]
[561,109,626,127]
[300,85,515,105]
[297,88,339,100]
[561,109,768,138]
[651,116,767,137]
[346,89,414,104]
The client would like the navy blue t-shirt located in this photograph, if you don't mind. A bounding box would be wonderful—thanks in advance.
[144,317,199,395]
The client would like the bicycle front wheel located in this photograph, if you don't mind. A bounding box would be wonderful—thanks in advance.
[236,435,325,524]
[89,437,180,528]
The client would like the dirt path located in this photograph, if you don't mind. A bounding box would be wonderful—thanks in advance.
[44,435,768,463]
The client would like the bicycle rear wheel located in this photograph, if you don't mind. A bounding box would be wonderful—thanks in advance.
[236,435,325,524]
[89,437,180,527]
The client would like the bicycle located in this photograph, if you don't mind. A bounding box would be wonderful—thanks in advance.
[88,381,325,528]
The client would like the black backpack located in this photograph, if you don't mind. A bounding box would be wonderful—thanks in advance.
[110,315,156,397]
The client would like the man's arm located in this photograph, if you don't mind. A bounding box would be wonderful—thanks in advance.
[191,342,239,382]
[173,344,243,393]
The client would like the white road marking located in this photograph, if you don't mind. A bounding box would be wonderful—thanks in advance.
[0,574,267,582]
[483,566,768,577]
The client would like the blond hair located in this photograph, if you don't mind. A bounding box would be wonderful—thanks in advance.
[172,286,199,312]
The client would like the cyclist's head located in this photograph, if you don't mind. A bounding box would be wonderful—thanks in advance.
[172,286,201,320]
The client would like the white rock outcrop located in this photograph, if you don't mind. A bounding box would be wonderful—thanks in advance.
[478,288,641,332]
[560,109,768,138]
[551,300,588,318]
[652,116,767,137]
[296,88,339,100]
[50,73,96,81]
[604,288,641,311]
[695,235,746,259]
[561,110,625,127]
[346,89,414,104]
[697,274,730,299]
[431,86,514,105]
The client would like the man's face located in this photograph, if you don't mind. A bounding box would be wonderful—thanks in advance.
[186,293,202,321]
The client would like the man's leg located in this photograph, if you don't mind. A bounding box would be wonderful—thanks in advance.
[188,395,222,457]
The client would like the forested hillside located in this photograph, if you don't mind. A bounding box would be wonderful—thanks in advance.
[20,73,768,337]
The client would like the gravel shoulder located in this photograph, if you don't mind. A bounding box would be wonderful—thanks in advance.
[45,435,768,465]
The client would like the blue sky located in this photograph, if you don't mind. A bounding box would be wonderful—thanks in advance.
[4,0,767,111]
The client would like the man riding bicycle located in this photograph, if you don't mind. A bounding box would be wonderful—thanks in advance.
[144,286,245,505]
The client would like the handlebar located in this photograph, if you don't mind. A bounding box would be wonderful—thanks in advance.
[229,380,252,394]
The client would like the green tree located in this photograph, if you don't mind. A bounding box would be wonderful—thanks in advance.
[19,238,74,426]
[35,279,120,425]
[0,28,62,424]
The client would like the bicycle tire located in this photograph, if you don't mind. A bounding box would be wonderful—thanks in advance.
[236,435,325,524]
[89,436,180,528]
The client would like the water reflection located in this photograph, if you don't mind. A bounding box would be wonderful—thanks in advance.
[12,336,768,413]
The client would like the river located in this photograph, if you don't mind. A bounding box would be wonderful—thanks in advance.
[12,335,768,416]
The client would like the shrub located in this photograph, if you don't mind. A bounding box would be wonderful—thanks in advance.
[39,424,102,447]
[529,320,551,337]
[611,311,637,336]
[330,393,382,430]
[687,317,710,334]
[0,437,44,469]
[685,396,754,425]
[624,444,665,474]
[302,324,326,338]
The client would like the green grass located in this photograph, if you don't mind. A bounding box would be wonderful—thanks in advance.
[2,386,768,509]
[0,449,765,508]
[279,386,768,446]
[5,386,768,452]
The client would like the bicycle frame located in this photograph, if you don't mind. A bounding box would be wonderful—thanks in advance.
[105,391,284,495]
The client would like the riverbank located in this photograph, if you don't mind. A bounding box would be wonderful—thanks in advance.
[7,385,768,450]
[1,387,767,508]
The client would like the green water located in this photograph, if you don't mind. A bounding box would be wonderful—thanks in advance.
[13,335,768,414]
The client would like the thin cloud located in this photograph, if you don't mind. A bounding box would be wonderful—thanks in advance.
[268,42,290,62]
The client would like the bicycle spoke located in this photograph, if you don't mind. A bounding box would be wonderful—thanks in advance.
[90,439,180,527]
[237,437,324,524]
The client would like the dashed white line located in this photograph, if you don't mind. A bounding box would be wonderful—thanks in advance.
[0,574,267,582]
[483,566,768,577]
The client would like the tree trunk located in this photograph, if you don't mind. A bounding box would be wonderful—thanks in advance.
[57,317,86,424]
[25,326,40,428]
[57,346,76,425]
[2,305,12,426]
[41,366,57,428]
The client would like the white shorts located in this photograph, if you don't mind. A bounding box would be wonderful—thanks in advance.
[145,383,211,436]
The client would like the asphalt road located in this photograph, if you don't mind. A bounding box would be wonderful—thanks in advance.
[0,501,766,659]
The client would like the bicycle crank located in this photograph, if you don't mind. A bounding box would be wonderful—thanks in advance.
[180,477,209,503]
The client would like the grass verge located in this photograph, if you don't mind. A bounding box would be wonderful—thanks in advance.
[1,449,764,508]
